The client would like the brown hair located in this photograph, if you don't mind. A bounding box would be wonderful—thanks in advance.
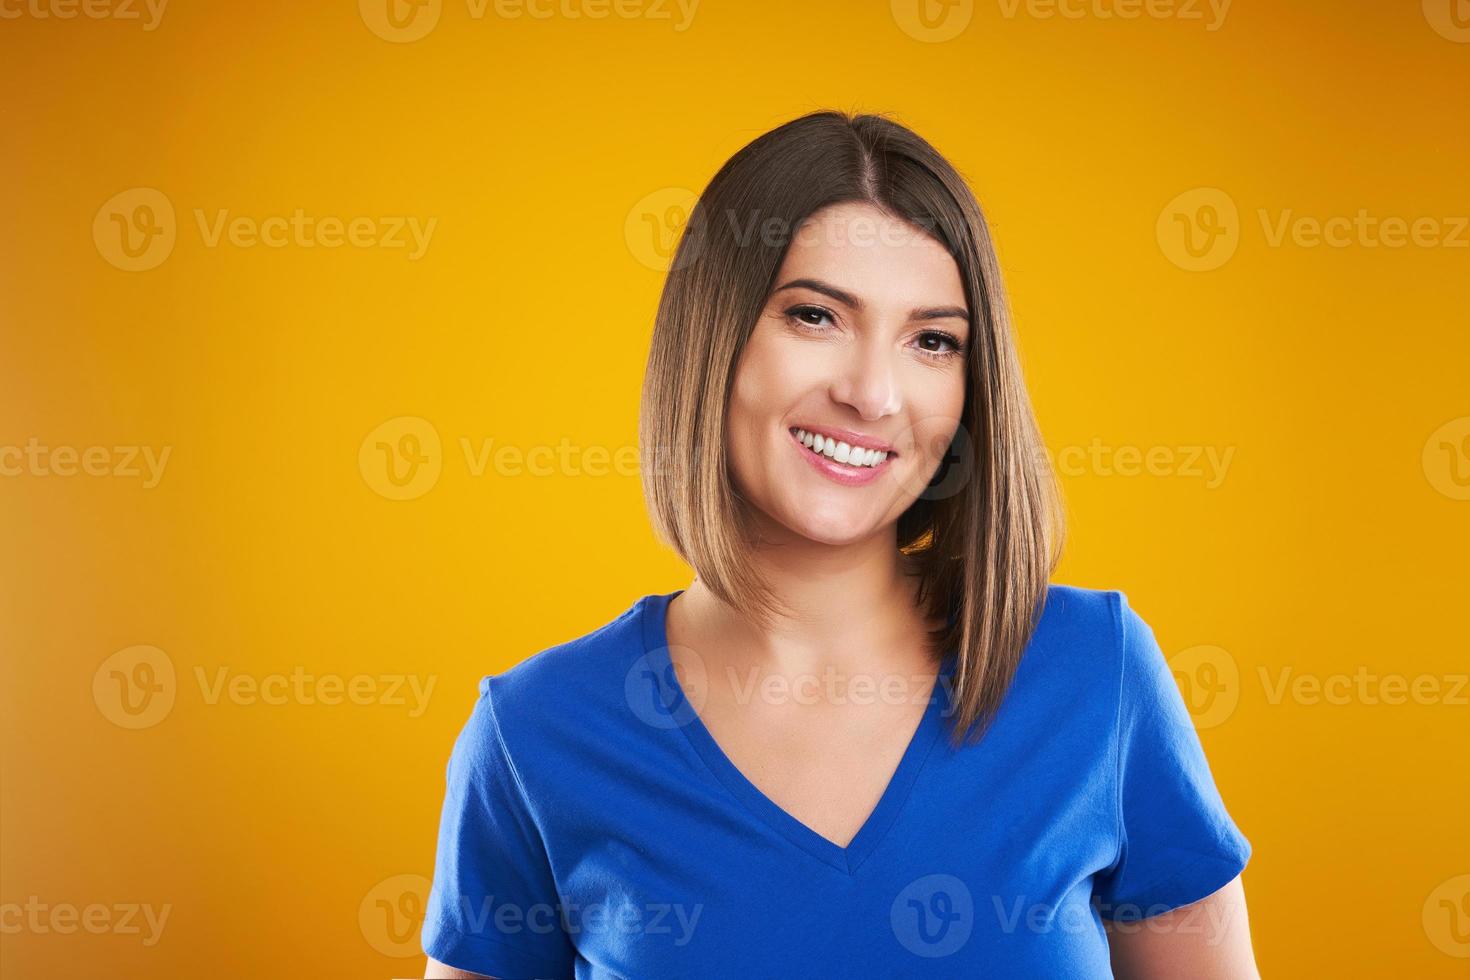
[638,110,1065,748]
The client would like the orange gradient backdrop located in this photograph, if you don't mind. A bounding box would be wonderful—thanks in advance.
[2,1,1468,976]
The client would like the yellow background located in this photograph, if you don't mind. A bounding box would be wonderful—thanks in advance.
[3,0,1468,976]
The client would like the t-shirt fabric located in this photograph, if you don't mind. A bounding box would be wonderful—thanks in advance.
[421,584,1251,978]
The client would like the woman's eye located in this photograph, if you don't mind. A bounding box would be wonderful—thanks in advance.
[917,331,965,358]
[786,305,834,328]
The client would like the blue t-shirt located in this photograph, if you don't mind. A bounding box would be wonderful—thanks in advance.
[422,584,1251,978]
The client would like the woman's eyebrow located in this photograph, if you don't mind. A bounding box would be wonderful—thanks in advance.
[772,277,970,323]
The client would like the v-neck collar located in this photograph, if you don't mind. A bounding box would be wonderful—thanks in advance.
[640,588,957,876]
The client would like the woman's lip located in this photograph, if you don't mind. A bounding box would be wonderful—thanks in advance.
[788,426,893,487]
[787,424,897,457]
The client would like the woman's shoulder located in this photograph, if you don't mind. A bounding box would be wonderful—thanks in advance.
[974,583,1170,751]
[466,590,672,740]
[1036,582,1134,644]
[1027,582,1162,682]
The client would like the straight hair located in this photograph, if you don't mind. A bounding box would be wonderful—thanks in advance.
[639,109,1065,748]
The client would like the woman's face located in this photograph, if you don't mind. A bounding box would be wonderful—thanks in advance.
[727,201,971,547]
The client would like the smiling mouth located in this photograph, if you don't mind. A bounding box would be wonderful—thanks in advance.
[788,426,894,469]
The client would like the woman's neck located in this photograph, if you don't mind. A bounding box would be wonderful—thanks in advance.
[671,535,941,679]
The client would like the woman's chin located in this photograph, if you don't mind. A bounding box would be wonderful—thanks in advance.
[778,503,890,547]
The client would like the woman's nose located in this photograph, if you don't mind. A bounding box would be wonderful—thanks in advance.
[828,334,901,421]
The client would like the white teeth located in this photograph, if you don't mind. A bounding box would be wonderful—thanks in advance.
[791,428,889,469]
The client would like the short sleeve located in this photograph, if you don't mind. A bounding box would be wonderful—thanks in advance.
[422,676,576,978]
[1092,592,1252,921]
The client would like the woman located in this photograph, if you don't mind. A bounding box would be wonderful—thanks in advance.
[423,110,1257,978]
